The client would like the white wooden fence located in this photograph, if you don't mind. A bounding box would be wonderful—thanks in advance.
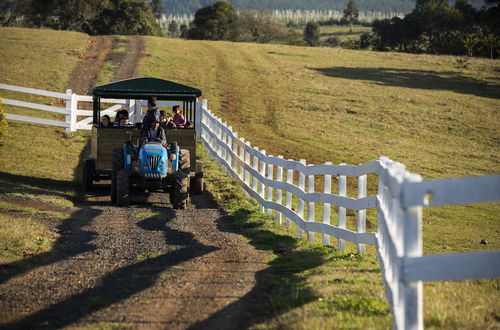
[199,101,500,330]
[2,83,499,329]
[0,83,199,133]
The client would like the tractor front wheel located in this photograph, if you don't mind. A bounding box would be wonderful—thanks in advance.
[170,170,188,209]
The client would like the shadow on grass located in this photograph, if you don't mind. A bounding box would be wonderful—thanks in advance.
[310,66,500,100]
[0,203,101,286]
[0,172,79,204]
[189,208,326,329]
[2,210,218,329]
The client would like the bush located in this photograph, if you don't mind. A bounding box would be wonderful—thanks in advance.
[341,38,360,50]
[0,98,8,136]
[359,32,372,49]
[323,37,340,47]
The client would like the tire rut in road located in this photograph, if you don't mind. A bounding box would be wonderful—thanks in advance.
[0,184,267,329]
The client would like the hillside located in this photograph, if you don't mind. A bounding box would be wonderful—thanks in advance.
[0,27,499,329]
[162,0,486,14]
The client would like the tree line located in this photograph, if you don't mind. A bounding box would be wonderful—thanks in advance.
[162,0,485,15]
[0,0,163,36]
[368,0,499,58]
[183,0,499,58]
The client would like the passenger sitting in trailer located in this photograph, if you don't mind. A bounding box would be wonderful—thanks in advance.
[172,105,186,128]
[100,115,112,127]
[113,110,129,127]
[160,110,176,129]
[142,97,161,131]
[118,117,133,128]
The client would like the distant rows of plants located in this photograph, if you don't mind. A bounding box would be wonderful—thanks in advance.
[161,0,486,15]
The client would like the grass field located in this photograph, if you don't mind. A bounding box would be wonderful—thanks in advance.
[0,27,89,265]
[141,36,500,328]
[319,25,371,42]
[0,27,499,328]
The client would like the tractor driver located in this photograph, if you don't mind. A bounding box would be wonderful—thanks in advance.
[141,118,167,147]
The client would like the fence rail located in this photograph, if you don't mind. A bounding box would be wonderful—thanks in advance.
[0,83,198,133]
[199,102,500,330]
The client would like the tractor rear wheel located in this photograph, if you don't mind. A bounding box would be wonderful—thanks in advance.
[170,170,188,209]
[112,147,123,172]
[111,147,124,204]
[179,149,190,174]
[83,158,95,192]
[111,172,117,204]
[116,169,130,206]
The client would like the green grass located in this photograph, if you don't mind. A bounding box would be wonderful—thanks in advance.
[0,27,89,270]
[0,213,58,265]
[319,25,371,41]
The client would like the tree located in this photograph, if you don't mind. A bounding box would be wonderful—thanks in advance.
[23,0,162,36]
[343,0,359,32]
[237,9,285,43]
[303,21,320,46]
[93,0,163,36]
[168,20,178,37]
[0,0,29,26]
[188,1,238,41]
[151,0,163,19]
[180,24,188,38]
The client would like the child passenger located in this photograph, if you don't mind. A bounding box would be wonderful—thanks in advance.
[172,105,186,128]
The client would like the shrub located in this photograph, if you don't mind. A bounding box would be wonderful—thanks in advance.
[341,38,360,50]
[323,37,340,47]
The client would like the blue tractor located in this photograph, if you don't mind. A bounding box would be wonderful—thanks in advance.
[83,78,204,209]
[111,139,191,208]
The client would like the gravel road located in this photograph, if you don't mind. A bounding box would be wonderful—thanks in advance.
[0,184,267,329]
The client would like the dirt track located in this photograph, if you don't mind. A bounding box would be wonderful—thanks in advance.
[0,36,268,329]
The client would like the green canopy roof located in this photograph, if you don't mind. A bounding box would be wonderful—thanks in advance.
[89,77,202,101]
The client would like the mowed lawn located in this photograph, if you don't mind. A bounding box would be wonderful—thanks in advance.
[142,37,500,327]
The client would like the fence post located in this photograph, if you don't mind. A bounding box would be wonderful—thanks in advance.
[232,132,238,175]
[357,173,367,254]
[227,126,234,173]
[239,138,246,179]
[65,89,77,133]
[252,147,260,195]
[285,164,293,228]
[128,99,136,123]
[307,167,315,243]
[243,141,251,197]
[135,100,143,123]
[401,174,423,330]
[259,150,267,213]
[338,163,347,251]
[275,155,284,224]
[323,161,333,245]
[266,159,274,216]
[297,159,307,239]
[195,100,204,139]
